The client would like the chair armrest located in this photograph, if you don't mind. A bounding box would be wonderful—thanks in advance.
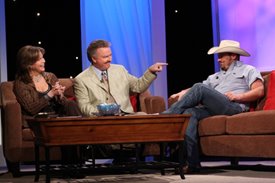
[2,102,23,162]
[144,96,166,114]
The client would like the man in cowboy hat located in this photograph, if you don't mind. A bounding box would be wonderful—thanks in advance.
[162,39,264,173]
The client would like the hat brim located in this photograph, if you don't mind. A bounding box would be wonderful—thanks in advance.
[207,46,250,57]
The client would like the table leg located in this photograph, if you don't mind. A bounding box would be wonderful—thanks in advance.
[160,143,165,175]
[34,144,40,182]
[178,141,185,179]
[91,146,96,168]
[45,147,51,183]
[134,143,140,173]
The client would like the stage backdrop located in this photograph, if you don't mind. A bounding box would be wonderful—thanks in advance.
[80,0,167,100]
[211,0,275,71]
[1,0,275,168]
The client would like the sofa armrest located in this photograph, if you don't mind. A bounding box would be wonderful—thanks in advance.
[2,102,23,162]
[144,96,166,114]
[0,81,17,106]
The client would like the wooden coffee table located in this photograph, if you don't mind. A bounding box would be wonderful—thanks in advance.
[27,114,190,182]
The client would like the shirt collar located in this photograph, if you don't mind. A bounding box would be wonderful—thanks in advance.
[92,66,107,80]
[220,60,239,74]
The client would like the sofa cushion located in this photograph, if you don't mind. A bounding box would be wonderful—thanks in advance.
[263,70,275,110]
[200,135,275,157]
[253,73,270,111]
[226,110,275,134]
[59,78,75,98]
[130,94,138,112]
[198,115,227,136]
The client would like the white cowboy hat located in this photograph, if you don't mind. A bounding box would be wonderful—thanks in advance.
[207,40,250,56]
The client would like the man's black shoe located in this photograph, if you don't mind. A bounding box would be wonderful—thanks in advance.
[181,165,201,174]
[176,165,201,175]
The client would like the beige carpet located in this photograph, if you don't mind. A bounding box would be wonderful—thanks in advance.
[1,160,275,183]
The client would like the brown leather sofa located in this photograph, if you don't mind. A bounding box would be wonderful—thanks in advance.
[3,71,273,177]
[168,71,275,165]
[0,78,165,177]
[198,71,275,163]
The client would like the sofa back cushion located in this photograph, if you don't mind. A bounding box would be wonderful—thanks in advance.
[252,71,271,111]
[1,79,76,106]
[59,78,75,99]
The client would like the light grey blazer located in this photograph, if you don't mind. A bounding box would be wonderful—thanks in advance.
[74,64,157,116]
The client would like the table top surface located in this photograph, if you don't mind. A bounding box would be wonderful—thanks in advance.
[27,113,191,122]
[27,113,190,146]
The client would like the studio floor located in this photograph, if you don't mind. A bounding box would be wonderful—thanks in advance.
[1,159,275,183]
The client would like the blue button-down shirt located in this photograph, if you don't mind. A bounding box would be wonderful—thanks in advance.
[202,61,263,111]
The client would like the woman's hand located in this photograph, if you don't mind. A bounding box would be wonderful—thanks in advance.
[54,82,66,98]
[47,82,66,99]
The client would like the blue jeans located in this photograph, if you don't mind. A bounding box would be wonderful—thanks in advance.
[162,83,243,167]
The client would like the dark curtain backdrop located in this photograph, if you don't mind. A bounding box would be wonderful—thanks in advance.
[165,0,214,96]
[4,0,214,99]
[4,0,82,80]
